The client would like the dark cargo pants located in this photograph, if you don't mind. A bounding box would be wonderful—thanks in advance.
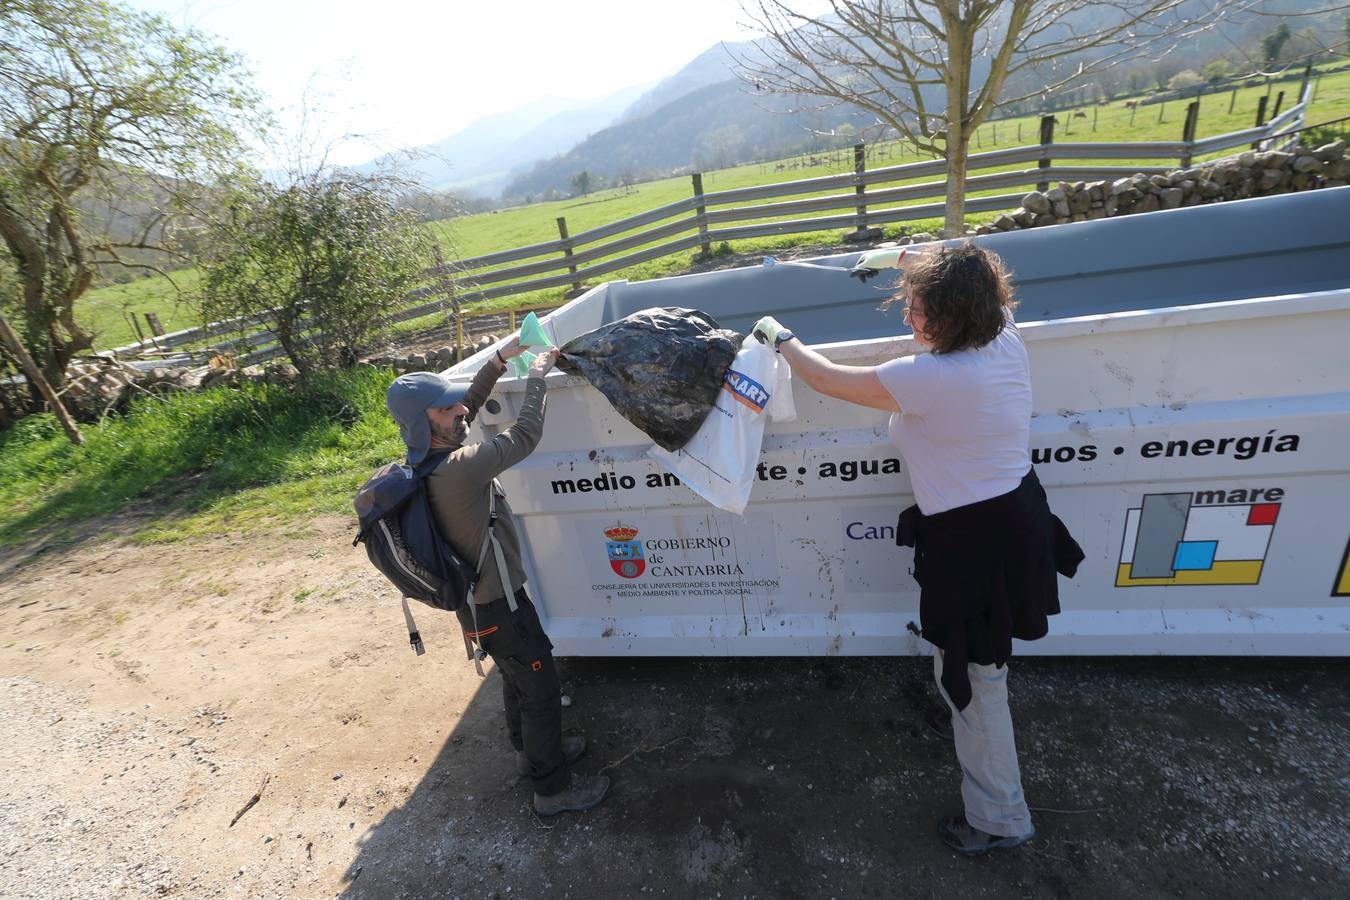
[456,587,569,796]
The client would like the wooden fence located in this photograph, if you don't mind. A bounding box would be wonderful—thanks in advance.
[111,77,1311,366]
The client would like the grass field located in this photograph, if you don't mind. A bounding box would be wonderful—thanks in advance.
[81,65,1350,349]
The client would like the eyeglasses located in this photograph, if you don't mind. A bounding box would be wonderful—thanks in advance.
[903,303,925,319]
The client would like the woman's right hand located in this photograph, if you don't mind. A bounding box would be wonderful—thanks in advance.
[849,247,906,282]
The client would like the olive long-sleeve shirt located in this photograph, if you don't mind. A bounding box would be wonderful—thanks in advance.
[426,360,547,604]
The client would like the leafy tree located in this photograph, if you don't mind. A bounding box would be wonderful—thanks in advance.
[736,1,1256,236]
[200,173,434,377]
[1261,23,1291,65]
[0,0,260,395]
[570,170,594,196]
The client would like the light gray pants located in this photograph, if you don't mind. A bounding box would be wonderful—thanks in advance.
[933,647,1034,837]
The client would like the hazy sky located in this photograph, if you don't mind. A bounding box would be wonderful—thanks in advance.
[121,0,771,166]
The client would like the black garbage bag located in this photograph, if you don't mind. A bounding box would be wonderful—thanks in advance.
[557,307,741,451]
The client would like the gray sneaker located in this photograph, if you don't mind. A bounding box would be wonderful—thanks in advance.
[533,772,610,816]
[938,815,1034,855]
[516,734,587,777]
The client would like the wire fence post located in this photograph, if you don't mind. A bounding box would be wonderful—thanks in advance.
[845,143,881,243]
[1252,95,1269,150]
[556,216,582,294]
[1180,101,1200,168]
[1228,88,1237,115]
[430,245,463,361]
[1271,90,1285,121]
[691,174,711,256]
[1037,115,1055,192]
[127,311,146,344]
[1299,64,1312,104]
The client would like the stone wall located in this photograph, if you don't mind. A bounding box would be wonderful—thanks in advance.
[977,141,1347,235]
[46,334,504,422]
[361,334,497,376]
[58,357,309,420]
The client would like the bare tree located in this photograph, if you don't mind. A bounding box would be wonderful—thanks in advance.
[735,1,1267,236]
[0,0,261,407]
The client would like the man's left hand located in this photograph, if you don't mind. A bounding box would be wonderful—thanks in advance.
[497,335,525,359]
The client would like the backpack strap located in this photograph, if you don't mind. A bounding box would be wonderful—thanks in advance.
[488,480,519,613]
[402,598,425,656]
[459,482,519,676]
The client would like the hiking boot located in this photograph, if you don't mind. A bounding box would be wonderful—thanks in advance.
[938,814,1034,856]
[533,773,609,816]
[924,704,954,741]
[516,734,587,777]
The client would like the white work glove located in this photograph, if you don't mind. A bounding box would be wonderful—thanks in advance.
[849,247,907,282]
[528,348,560,377]
[752,315,788,346]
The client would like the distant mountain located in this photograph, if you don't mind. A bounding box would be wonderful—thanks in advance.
[502,78,875,202]
[350,85,651,196]
[616,40,753,123]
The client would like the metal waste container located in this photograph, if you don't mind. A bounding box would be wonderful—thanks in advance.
[452,187,1350,656]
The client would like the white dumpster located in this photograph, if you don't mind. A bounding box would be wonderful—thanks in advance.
[452,186,1350,657]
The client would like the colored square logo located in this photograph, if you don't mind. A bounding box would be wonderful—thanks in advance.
[1173,541,1218,571]
[1247,503,1280,526]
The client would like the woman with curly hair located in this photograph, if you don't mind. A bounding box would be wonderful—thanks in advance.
[754,240,1082,856]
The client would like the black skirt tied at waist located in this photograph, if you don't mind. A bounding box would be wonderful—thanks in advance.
[895,467,1084,711]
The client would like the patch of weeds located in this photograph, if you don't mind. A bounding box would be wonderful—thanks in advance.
[108,649,121,657]
[0,368,401,546]
[307,548,327,560]
[111,611,127,626]
[294,589,313,604]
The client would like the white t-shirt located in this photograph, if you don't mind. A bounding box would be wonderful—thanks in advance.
[875,318,1032,515]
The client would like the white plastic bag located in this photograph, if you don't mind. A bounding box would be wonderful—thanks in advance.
[648,335,796,514]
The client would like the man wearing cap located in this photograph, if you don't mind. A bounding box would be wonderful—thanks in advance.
[385,337,609,816]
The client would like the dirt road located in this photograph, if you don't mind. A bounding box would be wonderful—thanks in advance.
[1,517,1346,898]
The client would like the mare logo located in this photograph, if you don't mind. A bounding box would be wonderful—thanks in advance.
[723,369,769,413]
[604,524,645,579]
[1116,487,1282,587]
